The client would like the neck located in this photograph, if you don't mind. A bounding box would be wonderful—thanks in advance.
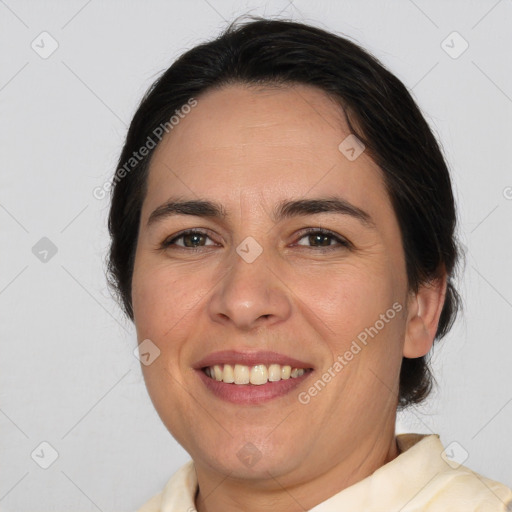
[194,423,399,512]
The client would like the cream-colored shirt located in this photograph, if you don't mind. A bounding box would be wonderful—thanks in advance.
[137,433,512,511]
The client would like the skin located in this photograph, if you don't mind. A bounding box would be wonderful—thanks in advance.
[131,83,447,512]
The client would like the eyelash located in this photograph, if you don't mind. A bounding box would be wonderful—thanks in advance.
[160,228,351,252]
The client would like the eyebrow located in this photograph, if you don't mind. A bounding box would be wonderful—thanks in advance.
[147,196,375,229]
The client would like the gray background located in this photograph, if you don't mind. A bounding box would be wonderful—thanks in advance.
[1,0,511,510]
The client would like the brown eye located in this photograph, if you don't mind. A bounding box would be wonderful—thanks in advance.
[162,230,216,249]
[295,229,350,249]
[306,233,333,246]
[180,232,207,247]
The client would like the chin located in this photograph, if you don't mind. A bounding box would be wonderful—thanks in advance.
[203,443,303,480]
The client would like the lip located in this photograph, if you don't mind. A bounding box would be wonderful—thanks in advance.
[193,350,314,370]
[196,367,313,404]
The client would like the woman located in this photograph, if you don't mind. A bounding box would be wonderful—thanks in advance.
[107,17,512,512]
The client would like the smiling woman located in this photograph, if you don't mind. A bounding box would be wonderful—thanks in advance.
[106,16,512,512]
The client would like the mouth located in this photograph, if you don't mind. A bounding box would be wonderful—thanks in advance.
[194,350,314,404]
[203,363,311,384]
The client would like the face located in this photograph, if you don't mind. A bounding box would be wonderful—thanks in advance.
[131,83,411,485]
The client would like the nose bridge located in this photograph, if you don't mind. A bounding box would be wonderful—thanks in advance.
[208,238,291,330]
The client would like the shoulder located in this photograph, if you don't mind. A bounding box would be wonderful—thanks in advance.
[136,460,196,512]
[424,465,512,511]
[397,434,512,511]
[136,491,162,512]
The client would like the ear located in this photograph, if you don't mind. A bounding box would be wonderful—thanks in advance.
[403,270,448,358]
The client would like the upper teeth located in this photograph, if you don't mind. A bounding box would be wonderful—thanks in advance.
[204,364,307,385]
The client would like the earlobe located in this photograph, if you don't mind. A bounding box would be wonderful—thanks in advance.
[403,272,448,358]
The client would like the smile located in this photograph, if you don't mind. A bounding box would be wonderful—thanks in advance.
[194,350,314,404]
[203,363,310,385]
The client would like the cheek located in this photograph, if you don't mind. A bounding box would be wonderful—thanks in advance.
[290,261,399,346]
[132,263,164,336]
[131,260,217,369]
[133,261,196,328]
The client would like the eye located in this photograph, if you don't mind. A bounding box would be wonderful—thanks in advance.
[161,229,217,249]
[160,228,351,251]
[294,228,351,250]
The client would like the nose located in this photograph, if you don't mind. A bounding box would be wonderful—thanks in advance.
[207,244,292,332]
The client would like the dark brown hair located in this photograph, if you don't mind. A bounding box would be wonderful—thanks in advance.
[107,16,462,408]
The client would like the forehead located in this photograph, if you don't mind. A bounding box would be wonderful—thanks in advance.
[143,83,389,221]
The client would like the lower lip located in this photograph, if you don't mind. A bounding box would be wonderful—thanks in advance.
[196,369,313,404]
